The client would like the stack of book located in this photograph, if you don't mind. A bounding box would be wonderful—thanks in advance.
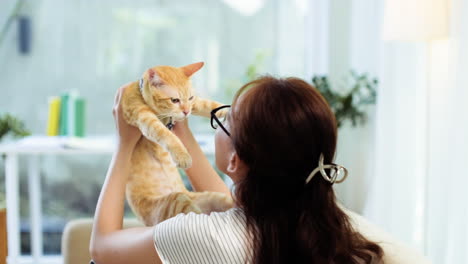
[46,93,86,137]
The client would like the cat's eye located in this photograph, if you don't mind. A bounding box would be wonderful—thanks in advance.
[189,96,194,100]
[171,98,180,103]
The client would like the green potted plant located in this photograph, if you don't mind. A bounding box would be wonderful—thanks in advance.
[0,113,30,197]
[224,52,378,129]
[312,72,378,128]
[0,113,30,259]
[0,113,31,142]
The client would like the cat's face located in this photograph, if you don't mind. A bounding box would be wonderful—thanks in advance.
[141,62,204,122]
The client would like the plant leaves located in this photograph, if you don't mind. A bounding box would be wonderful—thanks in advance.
[311,72,378,128]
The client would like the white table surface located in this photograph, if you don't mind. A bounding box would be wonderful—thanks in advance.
[0,134,216,154]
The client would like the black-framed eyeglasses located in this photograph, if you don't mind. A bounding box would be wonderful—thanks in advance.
[210,105,231,137]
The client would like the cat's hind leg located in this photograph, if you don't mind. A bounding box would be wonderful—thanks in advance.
[132,192,202,226]
[187,192,234,214]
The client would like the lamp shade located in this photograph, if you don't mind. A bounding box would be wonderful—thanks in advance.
[382,0,449,41]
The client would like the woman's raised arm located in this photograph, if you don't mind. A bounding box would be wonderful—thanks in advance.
[172,119,230,196]
[89,84,161,264]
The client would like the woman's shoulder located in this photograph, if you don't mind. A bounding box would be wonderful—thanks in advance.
[153,208,250,263]
[154,207,246,241]
[159,207,245,225]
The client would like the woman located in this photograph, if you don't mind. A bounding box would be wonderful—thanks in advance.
[90,76,384,264]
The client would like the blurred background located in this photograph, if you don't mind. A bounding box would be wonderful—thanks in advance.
[0,0,467,263]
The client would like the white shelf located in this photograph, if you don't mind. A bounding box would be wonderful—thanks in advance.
[0,136,114,154]
[0,134,215,155]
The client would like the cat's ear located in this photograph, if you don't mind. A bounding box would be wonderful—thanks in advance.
[181,62,204,77]
[146,68,163,86]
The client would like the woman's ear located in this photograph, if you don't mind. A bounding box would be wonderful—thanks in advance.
[226,153,237,174]
[227,152,247,176]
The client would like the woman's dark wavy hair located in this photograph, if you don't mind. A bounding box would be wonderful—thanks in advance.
[230,76,383,264]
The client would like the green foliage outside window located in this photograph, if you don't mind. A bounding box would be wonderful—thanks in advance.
[223,51,270,100]
[224,52,378,129]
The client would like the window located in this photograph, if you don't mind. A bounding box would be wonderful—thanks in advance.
[0,0,308,258]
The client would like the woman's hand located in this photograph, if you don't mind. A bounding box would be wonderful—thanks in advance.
[113,84,141,150]
[171,117,230,195]
[172,118,192,140]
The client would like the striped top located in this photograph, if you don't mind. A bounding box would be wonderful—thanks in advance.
[153,208,251,264]
[153,207,431,264]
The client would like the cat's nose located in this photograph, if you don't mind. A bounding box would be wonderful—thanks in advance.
[183,111,189,116]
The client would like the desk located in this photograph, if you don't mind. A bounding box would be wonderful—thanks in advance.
[0,135,215,264]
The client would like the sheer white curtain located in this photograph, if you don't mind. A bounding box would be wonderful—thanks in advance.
[301,0,386,214]
[430,0,468,262]
[224,0,468,262]
[361,0,468,263]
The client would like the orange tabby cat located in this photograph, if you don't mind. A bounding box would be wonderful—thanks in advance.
[122,62,233,225]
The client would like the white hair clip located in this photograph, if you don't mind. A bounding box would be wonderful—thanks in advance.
[305,154,348,184]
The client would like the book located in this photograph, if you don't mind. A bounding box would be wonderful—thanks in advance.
[75,97,85,137]
[58,93,69,136]
[46,96,61,136]
[67,93,76,137]
[56,92,86,137]
[68,96,85,137]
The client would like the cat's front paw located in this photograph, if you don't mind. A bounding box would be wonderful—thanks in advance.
[171,149,192,169]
